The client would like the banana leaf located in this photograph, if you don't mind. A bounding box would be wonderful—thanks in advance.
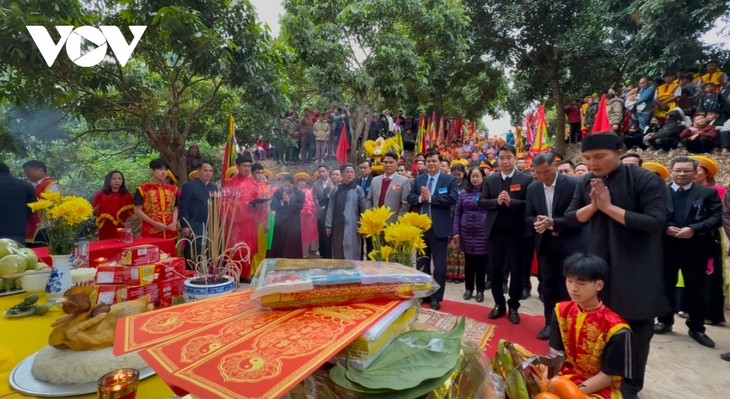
[366,364,459,399]
[329,363,392,394]
[343,317,465,391]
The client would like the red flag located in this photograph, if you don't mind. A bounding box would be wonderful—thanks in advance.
[335,123,350,164]
[591,94,611,134]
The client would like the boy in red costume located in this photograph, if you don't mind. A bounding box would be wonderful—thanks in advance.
[547,253,633,399]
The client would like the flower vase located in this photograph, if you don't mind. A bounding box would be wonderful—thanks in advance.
[46,254,73,301]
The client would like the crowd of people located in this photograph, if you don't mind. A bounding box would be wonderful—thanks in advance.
[567,60,730,154]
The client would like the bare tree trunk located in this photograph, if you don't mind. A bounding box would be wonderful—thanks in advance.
[147,126,189,186]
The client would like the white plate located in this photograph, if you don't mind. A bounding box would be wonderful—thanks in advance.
[9,352,156,397]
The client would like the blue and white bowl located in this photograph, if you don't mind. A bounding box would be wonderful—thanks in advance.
[183,276,235,302]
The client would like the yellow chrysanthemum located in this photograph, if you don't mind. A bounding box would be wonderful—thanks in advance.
[379,245,393,260]
[383,222,422,244]
[40,191,62,203]
[28,200,54,212]
[48,197,93,225]
[358,206,394,237]
[367,245,394,261]
[398,212,432,231]
[412,236,427,255]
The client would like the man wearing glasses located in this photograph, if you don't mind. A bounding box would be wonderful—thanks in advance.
[654,157,721,348]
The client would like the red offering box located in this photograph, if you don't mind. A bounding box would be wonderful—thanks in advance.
[96,265,126,285]
[158,277,185,308]
[120,244,160,266]
[125,284,160,306]
[95,284,127,305]
[153,257,186,282]
[124,265,156,286]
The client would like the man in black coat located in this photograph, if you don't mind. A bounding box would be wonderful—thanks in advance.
[654,156,722,348]
[0,162,36,245]
[180,161,218,265]
[408,148,459,310]
[565,133,669,399]
[526,152,586,340]
[478,144,533,324]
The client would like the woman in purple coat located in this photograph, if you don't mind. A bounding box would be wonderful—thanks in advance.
[452,167,489,302]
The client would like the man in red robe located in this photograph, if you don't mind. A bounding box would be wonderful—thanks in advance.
[224,153,265,280]
[22,160,60,246]
[134,159,179,239]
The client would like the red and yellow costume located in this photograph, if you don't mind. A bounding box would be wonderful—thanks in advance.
[253,180,272,276]
[135,182,178,239]
[26,177,59,243]
[224,174,264,279]
[702,70,727,92]
[654,82,681,119]
[554,301,630,399]
[93,190,135,240]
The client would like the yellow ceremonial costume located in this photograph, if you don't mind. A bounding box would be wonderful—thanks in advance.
[654,82,680,119]
[702,71,726,92]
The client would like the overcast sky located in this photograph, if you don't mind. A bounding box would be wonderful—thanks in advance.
[251,0,729,135]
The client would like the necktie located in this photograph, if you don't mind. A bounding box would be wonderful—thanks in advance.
[428,177,436,195]
[378,177,391,207]
[677,187,685,192]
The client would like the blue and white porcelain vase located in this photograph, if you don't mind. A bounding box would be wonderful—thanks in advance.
[46,254,73,301]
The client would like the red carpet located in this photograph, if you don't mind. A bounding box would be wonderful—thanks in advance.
[422,300,549,358]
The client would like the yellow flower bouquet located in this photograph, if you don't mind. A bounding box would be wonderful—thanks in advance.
[28,192,94,255]
[358,207,431,267]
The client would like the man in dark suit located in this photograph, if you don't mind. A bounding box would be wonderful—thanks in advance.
[358,160,373,196]
[180,160,218,262]
[654,156,722,348]
[478,144,533,324]
[312,165,333,258]
[408,148,459,310]
[0,162,36,245]
[525,152,586,340]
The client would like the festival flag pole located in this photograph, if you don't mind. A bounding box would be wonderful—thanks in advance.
[223,115,237,181]
[530,104,549,155]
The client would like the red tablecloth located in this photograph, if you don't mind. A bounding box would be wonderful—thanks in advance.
[32,237,178,266]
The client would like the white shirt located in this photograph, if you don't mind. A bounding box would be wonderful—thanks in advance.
[500,169,516,180]
[671,182,693,192]
[543,174,558,218]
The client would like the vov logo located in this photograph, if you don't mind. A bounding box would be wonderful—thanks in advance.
[26,26,147,67]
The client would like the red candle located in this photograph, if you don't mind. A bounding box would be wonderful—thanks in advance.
[116,228,125,241]
[94,257,108,267]
[97,368,139,399]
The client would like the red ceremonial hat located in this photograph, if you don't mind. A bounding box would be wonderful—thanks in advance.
[591,94,611,134]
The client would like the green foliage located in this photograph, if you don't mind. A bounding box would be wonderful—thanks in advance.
[0,0,290,184]
[282,0,506,156]
[603,0,730,78]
